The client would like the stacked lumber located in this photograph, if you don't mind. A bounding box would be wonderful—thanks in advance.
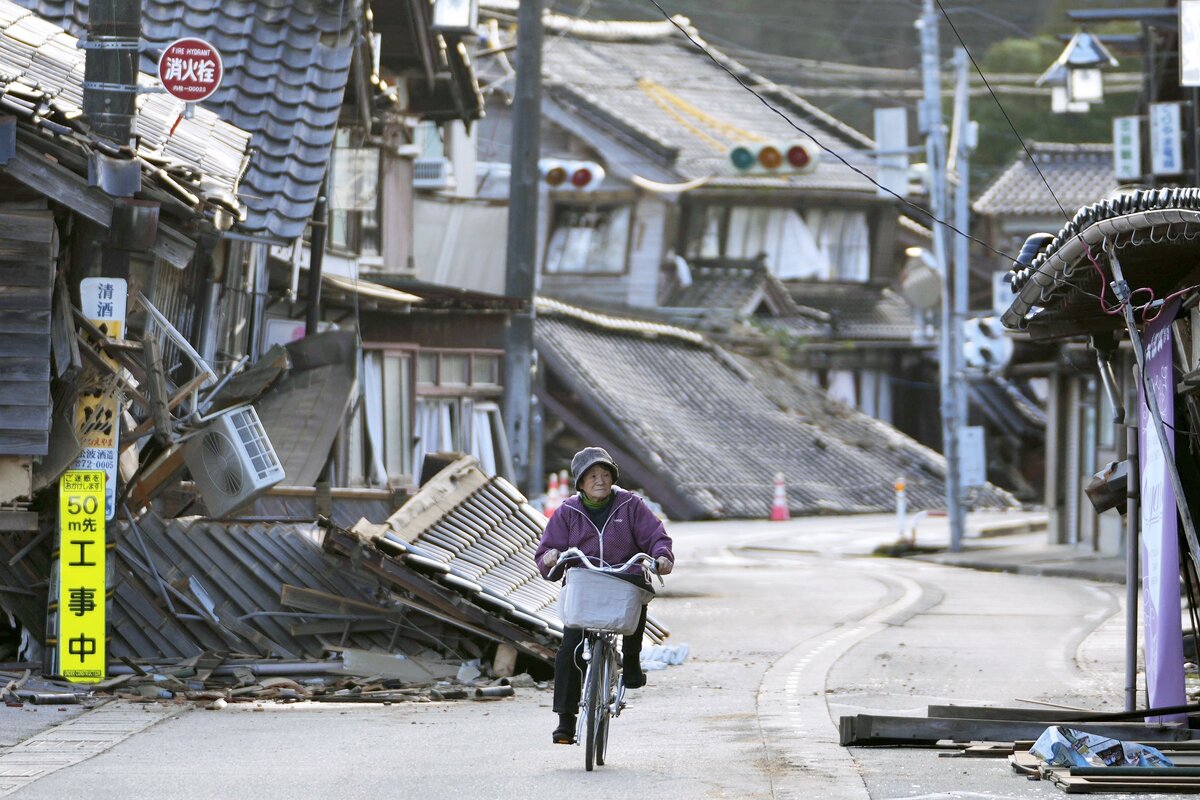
[842,703,1200,794]
[1011,743,1200,793]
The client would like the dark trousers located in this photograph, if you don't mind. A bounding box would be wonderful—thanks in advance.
[553,575,650,716]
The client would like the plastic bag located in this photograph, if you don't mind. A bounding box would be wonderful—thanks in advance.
[1030,725,1175,768]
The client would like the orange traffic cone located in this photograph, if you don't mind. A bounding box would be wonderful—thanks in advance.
[770,472,790,521]
[545,473,560,517]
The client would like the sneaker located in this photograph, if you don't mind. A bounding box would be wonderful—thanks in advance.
[552,714,577,744]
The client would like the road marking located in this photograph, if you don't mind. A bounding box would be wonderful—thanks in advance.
[756,561,927,800]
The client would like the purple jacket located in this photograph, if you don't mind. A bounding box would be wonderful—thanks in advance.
[535,488,674,581]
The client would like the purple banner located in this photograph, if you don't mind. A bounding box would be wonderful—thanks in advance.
[1139,299,1185,724]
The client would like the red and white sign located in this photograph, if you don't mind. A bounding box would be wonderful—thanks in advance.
[158,38,223,103]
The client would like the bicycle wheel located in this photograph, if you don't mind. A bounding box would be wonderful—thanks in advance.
[584,637,607,771]
[595,644,615,766]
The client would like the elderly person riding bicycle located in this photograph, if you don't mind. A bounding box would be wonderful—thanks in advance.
[535,447,674,745]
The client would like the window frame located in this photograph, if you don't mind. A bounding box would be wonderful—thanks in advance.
[328,128,382,257]
[541,199,635,276]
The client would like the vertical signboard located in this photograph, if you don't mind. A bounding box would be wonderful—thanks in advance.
[1113,116,1142,181]
[1139,300,1186,723]
[959,426,986,488]
[58,470,106,683]
[1150,102,1184,176]
[1181,0,1200,87]
[73,277,127,520]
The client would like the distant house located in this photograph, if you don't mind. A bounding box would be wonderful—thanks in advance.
[977,141,1121,548]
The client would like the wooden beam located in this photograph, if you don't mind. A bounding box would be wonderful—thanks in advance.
[3,144,113,226]
[141,336,172,448]
[119,372,208,451]
[839,714,1194,747]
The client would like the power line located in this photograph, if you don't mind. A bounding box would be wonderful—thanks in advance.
[639,0,1020,266]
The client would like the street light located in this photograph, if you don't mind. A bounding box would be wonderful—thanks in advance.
[1038,30,1119,110]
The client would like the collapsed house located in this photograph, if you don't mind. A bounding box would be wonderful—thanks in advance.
[1,455,665,680]
[535,297,1016,520]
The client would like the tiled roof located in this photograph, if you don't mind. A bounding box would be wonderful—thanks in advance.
[0,0,250,220]
[662,257,802,313]
[785,281,917,341]
[974,142,1117,218]
[340,457,668,655]
[535,298,1015,519]
[13,0,356,240]
[480,10,878,192]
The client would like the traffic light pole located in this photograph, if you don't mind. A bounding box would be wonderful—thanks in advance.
[502,0,544,493]
[919,0,965,551]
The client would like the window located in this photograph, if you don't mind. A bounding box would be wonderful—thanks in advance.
[804,209,870,281]
[329,128,381,255]
[682,204,843,280]
[408,348,510,481]
[543,204,632,273]
[473,354,500,386]
[441,354,469,386]
[359,351,413,486]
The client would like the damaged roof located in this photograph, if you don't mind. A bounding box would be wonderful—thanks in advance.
[1001,188,1200,338]
[349,456,666,648]
[478,5,877,192]
[0,0,250,224]
[13,0,356,241]
[535,297,1015,520]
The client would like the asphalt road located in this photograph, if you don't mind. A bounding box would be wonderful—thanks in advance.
[11,514,1129,799]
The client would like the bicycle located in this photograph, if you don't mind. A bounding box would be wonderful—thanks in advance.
[555,547,660,771]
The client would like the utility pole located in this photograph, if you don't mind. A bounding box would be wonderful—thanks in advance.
[950,47,972,550]
[502,0,544,493]
[918,0,965,550]
[82,0,143,281]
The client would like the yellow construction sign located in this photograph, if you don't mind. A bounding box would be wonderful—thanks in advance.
[58,470,106,683]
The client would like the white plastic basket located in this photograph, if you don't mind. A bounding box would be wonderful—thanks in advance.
[557,569,652,635]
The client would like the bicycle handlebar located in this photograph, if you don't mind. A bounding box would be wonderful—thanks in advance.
[555,547,663,584]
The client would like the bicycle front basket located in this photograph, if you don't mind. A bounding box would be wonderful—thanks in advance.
[557,569,652,635]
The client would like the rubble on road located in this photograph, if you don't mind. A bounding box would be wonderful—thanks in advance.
[843,703,1200,795]
[0,454,668,705]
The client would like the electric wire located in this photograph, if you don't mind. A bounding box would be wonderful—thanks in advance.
[640,0,1021,268]
[932,0,1200,323]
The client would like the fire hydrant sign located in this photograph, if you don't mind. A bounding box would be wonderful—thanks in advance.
[158,38,223,103]
[58,470,106,683]
[73,277,127,520]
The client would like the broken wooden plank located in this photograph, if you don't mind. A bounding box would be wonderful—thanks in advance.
[140,336,172,448]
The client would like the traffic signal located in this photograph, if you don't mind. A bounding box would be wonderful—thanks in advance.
[728,141,819,176]
[539,159,605,191]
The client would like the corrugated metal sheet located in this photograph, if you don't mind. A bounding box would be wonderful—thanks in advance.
[13,0,355,241]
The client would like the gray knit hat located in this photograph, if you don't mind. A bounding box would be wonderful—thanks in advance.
[571,447,619,490]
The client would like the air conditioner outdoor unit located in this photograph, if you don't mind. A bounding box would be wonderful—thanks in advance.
[184,406,285,518]
[413,157,451,189]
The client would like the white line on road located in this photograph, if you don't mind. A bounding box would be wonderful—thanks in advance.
[756,560,927,800]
